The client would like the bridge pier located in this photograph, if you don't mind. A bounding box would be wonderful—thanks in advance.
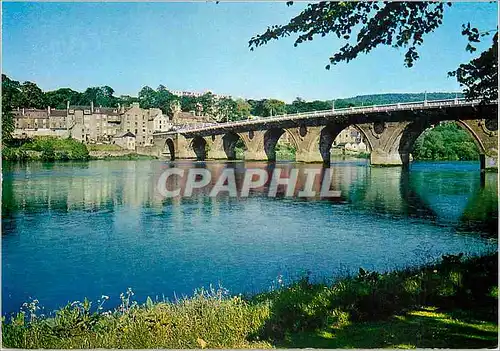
[484,155,498,170]
[287,126,324,163]
[239,131,268,161]
[459,119,498,171]
[370,149,405,167]
[206,135,227,159]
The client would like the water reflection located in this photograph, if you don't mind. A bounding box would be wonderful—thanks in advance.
[2,160,497,315]
[3,160,497,235]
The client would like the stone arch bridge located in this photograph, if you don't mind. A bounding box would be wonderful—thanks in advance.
[153,99,498,170]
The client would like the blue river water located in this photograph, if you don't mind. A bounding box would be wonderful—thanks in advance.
[2,160,498,316]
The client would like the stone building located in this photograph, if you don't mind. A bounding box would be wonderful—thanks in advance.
[333,126,368,153]
[67,103,123,143]
[112,131,136,150]
[153,112,172,132]
[12,101,210,149]
[334,127,361,146]
[119,103,163,147]
[12,108,69,139]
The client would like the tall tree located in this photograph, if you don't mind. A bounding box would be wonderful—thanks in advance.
[216,97,237,122]
[235,98,252,120]
[2,74,22,109]
[1,74,21,143]
[156,85,176,113]
[138,86,157,109]
[263,99,286,117]
[96,86,118,107]
[249,2,497,102]
[179,95,198,112]
[20,81,45,109]
[449,32,498,103]
[44,88,81,109]
[198,92,217,118]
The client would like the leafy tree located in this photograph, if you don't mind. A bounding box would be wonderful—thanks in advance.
[78,86,118,107]
[247,99,286,117]
[247,99,266,116]
[286,97,307,113]
[449,32,498,103]
[216,97,237,122]
[118,95,139,107]
[2,74,23,109]
[198,92,217,118]
[1,108,15,145]
[179,95,198,112]
[20,81,45,109]
[156,85,176,113]
[249,2,497,101]
[263,99,286,116]
[235,98,252,120]
[412,122,479,161]
[2,75,21,143]
[44,88,81,109]
[96,86,118,107]
[138,86,156,109]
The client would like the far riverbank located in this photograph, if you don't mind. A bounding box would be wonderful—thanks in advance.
[2,137,157,161]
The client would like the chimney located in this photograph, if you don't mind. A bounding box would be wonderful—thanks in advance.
[22,108,25,115]
[48,106,51,115]
[91,101,94,113]
[67,101,70,110]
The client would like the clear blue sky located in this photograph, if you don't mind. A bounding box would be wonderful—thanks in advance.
[2,2,498,102]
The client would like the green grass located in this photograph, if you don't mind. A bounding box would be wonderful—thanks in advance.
[275,143,296,160]
[86,144,123,151]
[3,137,89,161]
[89,153,157,160]
[279,307,497,349]
[2,253,497,349]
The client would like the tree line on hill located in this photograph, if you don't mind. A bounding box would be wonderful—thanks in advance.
[2,73,463,127]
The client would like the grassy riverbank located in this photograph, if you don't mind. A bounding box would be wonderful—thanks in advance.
[2,137,89,161]
[2,138,157,161]
[2,252,497,349]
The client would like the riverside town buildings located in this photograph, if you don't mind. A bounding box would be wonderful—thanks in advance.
[12,102,211,149]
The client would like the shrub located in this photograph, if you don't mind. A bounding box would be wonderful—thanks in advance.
[3,137,90,161]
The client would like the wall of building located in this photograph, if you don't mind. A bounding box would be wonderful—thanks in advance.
[12,104,211,152]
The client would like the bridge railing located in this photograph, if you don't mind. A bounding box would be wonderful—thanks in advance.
[165,98,488,134]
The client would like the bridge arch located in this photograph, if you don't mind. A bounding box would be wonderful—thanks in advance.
[397,120,487,168]
[318,124,372,163]
[191,136,207,161]
[222,132,247,160]
[264,128,299,161]
[164,138,176,161]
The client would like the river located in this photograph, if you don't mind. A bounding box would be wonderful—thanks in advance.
[2,159,497,315]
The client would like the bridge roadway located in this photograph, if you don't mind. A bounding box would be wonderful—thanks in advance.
[152,98,498,170]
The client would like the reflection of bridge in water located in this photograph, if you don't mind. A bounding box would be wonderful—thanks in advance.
[153,99,498,170]
[3,161,496,236]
